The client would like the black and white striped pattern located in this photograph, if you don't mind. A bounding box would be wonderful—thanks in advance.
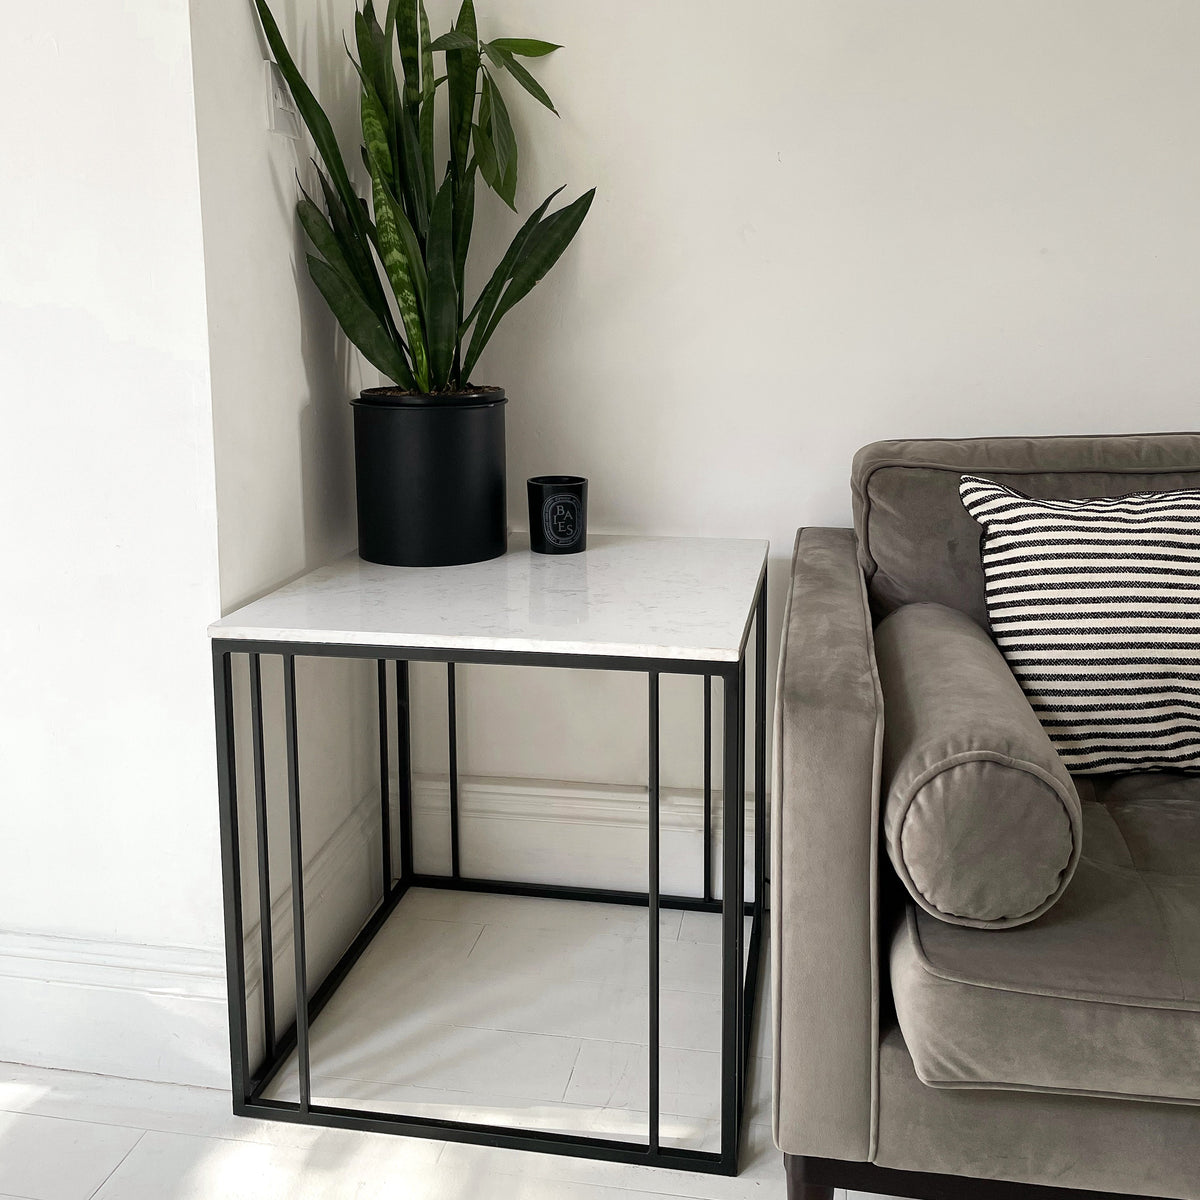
[959,473,1200,773]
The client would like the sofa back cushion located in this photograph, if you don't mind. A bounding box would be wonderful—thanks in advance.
[852,434,1200,627]
[959,473,1200,773]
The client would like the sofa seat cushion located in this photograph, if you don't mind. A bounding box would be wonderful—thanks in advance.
[891,771,1200,1104]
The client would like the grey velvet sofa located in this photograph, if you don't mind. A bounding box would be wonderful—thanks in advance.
[772,434,1200,1200]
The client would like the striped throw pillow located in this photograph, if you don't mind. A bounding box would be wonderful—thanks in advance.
[959,473,1200,773]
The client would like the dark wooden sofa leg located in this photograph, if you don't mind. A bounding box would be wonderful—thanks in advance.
[785,1155,836,1200]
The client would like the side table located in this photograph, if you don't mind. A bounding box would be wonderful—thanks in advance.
[209,534,768,1175]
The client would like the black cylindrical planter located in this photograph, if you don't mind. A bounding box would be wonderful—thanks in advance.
[351,388,507,567]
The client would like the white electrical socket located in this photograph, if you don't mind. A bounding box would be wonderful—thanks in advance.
[265,61,301,139]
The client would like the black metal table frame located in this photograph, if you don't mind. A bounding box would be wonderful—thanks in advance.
[211,567,766,1176]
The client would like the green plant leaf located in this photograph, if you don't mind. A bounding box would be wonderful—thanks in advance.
[461,185,560,331]
[358,59,426,242]
[418,0,435,98]
[483,43,557,114]
[360,85,394,180]
[298,194,360,292]
[426,176,458,390]
[300,188,401,342]
[355,10,391,122]
[391,0,420,111]
[463,188,593,379]
[452,166,475,303]
[357,195,375,236]
[306,255,414,388]
[445,0,479,180]
[370,160,430,390]
[500,155,517,212]
[353,12,382,98]
[429,29,478,51]
[370,163,428,327]
[481,72,517,209]
[358,10,422,226]
[388,182,427,319]
[487,38,561,57]
[351,46,415,220]
[472,121,500,195]
[313,167,395,340]
[460,186,562,375]
[366,6,402,171]
[253,0,374,248]
[493,187,594,314]
[390,194,430,322]
[314,167,380,296]
[419,98,436,211]
[396,99,430,237]
[417,3,438,216]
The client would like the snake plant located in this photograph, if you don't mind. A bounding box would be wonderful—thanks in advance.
[254,0,594,394]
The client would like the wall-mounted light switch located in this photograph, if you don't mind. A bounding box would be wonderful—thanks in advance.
[266,62,301,139]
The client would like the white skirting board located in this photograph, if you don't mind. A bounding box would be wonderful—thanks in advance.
[0,775,765,1088]
[0,931,230,1088]
[409,774,762,899]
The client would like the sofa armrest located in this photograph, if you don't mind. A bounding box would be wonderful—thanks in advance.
[772,527,883,1161]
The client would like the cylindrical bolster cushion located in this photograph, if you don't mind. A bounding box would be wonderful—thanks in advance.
[876,603,1082,929]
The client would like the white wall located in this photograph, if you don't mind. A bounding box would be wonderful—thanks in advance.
[6,0,1200,1089]
[191,0,370,611]
[418,0,1200,788]
[189,0,383,1085]
[475,0,1200,545]
[0,2,226,1081]
[190,0,1200,803]
[462,0,1200,536]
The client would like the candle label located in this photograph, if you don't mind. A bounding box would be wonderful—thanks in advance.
[543,494,582,547]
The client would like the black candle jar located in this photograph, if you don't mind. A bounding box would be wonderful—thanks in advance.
[527,476,588,554]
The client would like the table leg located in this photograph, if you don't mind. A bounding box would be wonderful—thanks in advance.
[648,671,661,1153]
[735,656,747,1122]
[214,647,250,1106]
[395,661,414,883]
[703,675,713,903]
[377,661,392,892]
[283,654,311,1111]
[754,581,768,920]
[249,653,275,1063]
[720,663,742,1169]
[448,662,460,878]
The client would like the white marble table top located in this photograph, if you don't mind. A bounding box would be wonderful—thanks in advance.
[209,535,768,663]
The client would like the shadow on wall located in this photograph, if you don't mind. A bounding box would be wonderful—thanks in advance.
[253,0,370,596]
[279,97,359,580]
[298,293,358,565]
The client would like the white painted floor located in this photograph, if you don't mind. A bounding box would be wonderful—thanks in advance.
[0,890,880,1200]
[261,890,760,1155]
